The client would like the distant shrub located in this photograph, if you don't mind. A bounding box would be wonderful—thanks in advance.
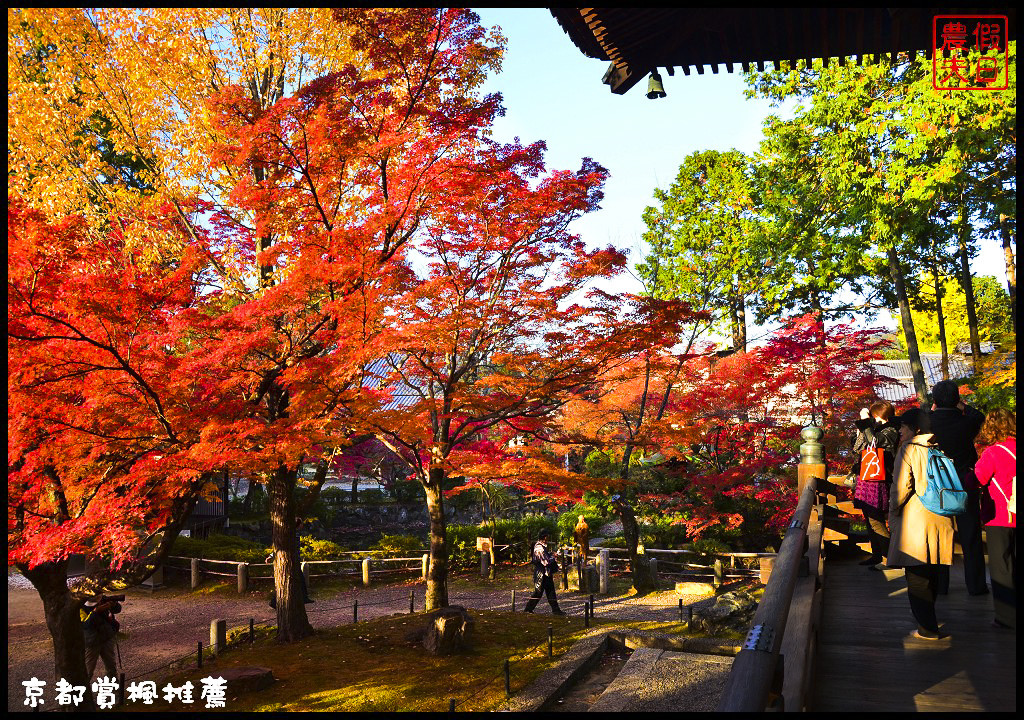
[370,534,426,556]
[171,534,269,563]
[299,535,350,560]
[359,488,389,504]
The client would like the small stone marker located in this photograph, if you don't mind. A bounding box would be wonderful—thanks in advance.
[210,619,226,656]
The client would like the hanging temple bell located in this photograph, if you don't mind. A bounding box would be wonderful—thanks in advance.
[646,71,667,99]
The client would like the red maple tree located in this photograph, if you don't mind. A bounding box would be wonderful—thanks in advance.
[8,199,219,694]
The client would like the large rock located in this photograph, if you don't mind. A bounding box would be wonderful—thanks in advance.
[692,591,758,634]
[220,666,275,696]
[422,605,475,655]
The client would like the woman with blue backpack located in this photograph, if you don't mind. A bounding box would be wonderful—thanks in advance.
[975,408,1016,629]
[886,407,956,640]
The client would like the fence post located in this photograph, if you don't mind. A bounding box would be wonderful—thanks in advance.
[410,589,415,614]
[714,558,724,588]
[211,619,226,656]
[422,554,429,580]
[511,589,516,612]
[301,561,310,590]
[249,618,254,643]
[480,551,490,578]
[191,558,200,589]
[797,424,826,496]
[649,557,659,588]
[598,549,609,594]
[237,562,248,594]
[362,558,371,587]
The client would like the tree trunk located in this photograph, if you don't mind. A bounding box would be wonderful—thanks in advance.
[19,560,97,711]
[423,467,449,610]
[957,203,983,370]
[728,284,746,352]
[616,500,654,592]
[735,276,747,352]
[1000,213,1016,332]
[933,267,950,380]
[269,464,313,642]
[888,248,929,406]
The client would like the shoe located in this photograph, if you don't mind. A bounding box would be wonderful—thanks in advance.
[304,598,315,604]
[969,587,990,597]
[869,563,886,572]
[859,557,882,566]
[913,627,950,640]
[524,607,535,614]
[552,610,566,616]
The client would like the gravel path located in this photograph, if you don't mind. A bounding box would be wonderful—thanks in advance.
[8,568,714,712]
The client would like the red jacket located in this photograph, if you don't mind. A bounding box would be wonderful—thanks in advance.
[975,438,1016,527]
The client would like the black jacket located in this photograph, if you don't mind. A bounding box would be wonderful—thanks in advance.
[928,405,985,477]
[851,418,900,480]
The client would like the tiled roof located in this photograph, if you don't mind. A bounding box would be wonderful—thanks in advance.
[869,354,973,402]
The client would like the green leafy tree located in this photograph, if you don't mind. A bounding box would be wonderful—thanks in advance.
[638,149,758,351]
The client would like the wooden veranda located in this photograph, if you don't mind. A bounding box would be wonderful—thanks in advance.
[716,468,1016,712]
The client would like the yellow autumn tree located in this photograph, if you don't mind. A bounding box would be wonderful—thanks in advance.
[8,9,364,272]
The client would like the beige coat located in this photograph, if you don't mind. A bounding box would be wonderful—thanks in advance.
[886,434,955,567]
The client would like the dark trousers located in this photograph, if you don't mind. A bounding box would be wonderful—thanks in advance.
[85,637,117,680]
[524,573,561,613]
[954,485,989,595]
[905,564,944,633]
[862,506,890,560]
[986,525,1016,628]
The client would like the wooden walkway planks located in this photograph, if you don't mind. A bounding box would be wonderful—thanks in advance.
[812,556,1016,712]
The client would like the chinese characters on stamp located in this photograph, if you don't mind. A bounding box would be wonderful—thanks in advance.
[933,15,1009,90]
[22,676,228,709]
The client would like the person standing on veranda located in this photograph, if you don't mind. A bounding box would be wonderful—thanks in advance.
[850,400,899,569]
[887,408,955,640]
[974,408,1016,629]
[928,380,989,596]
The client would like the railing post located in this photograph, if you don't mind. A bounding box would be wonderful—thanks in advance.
[422,554,429,580]
[797,425,826,496]
[598,549,609,594]
[362,557,371,587]
[237,562,248,594]
[191,558,200,589]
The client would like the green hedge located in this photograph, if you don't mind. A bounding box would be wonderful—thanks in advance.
[170,534,270,563]
[446,515,557,571]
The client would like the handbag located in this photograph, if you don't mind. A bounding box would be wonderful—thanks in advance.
[858,439,886,483]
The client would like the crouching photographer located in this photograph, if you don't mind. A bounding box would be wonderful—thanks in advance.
[81,592,124,680]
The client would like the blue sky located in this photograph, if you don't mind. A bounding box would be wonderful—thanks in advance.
[474,8,1010,337]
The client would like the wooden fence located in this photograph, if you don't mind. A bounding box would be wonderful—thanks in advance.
[165,554,431,592]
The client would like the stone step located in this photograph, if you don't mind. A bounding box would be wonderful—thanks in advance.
[588,648,733,712]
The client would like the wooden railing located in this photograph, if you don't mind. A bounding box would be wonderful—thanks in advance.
[716,474,825,712]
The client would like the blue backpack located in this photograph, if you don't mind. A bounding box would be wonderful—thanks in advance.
[907,442,968,517]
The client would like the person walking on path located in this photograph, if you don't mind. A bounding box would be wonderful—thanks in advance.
[524,529,565,615]
[928,380,989,596]
[974,408,1016,629]
[850,400,899,569]
[887,408,955,640]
